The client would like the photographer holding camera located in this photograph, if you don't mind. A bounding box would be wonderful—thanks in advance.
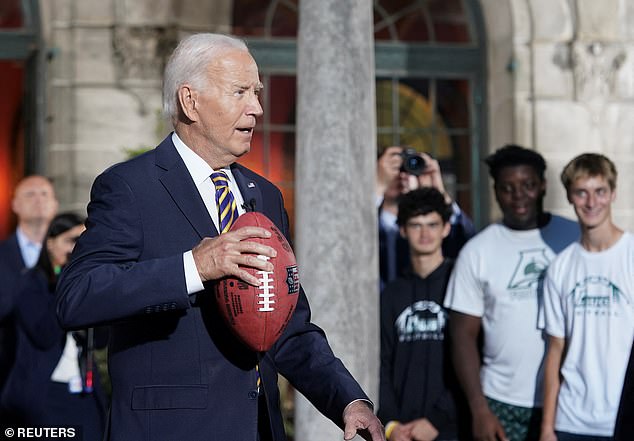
[376,146,475,290]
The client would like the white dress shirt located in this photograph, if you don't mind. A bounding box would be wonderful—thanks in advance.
[171,132,246,294]
[16,227,41,269]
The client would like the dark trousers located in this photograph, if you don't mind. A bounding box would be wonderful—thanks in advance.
[555,431,613,441]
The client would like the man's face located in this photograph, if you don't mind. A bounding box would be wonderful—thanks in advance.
[568,175,615,230]
[400,212,450,257]
[12,176,58,225]
[385,170,418,200]
[494,165,545,230]
[194,48,263,165]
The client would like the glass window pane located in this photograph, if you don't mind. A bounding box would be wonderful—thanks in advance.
[269,76,296,125]
[394,12,430,43]
[239,73,296,235]
[374,0,472,44]
[232,0,267,37]
[429,0,472,43]
[270,1,298,38]
[436,79,471,130]
[238,128,266,173]
[448,134,473,216]
[428,0,465,16]
[0,0,22,29]
[0,60,25,238]
[232,0,298,38]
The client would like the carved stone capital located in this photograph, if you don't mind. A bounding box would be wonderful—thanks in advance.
[571,41,626,102]
[112,25,178,80]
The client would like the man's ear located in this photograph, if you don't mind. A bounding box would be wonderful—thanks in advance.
[442,221,451,239]
[177,85,198,122]
[399,225,407,239]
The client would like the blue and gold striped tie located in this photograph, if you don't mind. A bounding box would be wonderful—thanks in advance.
[211,171,237,234]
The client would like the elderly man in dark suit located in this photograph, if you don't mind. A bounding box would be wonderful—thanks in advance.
[56,33,384,441]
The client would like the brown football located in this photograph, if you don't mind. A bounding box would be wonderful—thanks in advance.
[215,212,300,352]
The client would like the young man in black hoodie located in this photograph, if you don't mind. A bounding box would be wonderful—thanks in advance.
[378,187,465,441]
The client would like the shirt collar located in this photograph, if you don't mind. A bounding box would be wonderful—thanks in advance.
[16,227,40,249]
[171,132,216,185]
[171,132,236,184]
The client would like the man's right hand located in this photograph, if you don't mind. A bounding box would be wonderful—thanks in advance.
[472,405,508,441]
[192,226,276,286]
[376,146,403,197]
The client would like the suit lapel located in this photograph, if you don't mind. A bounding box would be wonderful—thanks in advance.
[231,164,263,214]
[156,136,218,238]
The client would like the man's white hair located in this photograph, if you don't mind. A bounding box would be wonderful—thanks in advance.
[162,33,249,125]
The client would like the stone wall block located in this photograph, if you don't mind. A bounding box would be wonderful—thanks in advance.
[535,100,595,151]
[624,1,634,39]
[46,147,74,203]
[530,0,573,42]
[74,28,116,83]
[75,0,114,24]
[510,0,532,44]
[74,88,162,154]
[115,0,172,26]
[577,0,621,40]
[542,156,572,213]
[614,44,634,99]
[533,43,574,98]
[601,103,634,154]
[175,0,232,31]
[513,93,534,148]
[47,85,74,145]
[50,0,72,23]
[48,28,74,80]
[513,44,532,94]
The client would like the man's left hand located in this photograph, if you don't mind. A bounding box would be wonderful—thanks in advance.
[343,401,386,441]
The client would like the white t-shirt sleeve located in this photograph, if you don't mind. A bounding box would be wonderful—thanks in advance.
[542,265,566,338]
[444,245,485,317]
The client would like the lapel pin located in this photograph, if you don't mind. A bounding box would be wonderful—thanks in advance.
[248,182,255,188]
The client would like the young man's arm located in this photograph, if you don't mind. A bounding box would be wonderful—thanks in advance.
[450,311,507,441]
[539,335,565,441]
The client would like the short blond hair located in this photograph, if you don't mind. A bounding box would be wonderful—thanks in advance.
[560,153,617,193]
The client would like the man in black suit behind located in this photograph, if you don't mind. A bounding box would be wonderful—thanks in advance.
[0,175,57,420]
[56,33,384,441]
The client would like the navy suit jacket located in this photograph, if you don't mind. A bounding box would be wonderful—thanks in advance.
[2,269,107,428]
[56,135,368,441]
[0,234,26,411]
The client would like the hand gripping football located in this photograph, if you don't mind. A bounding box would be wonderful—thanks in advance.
[215,212,300,352]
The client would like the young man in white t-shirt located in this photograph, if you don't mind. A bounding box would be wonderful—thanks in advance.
[444,145,579,441]
[540,154,634,441]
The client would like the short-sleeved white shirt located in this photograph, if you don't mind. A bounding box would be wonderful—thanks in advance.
[543,232,634,436]
[444,215,578,407]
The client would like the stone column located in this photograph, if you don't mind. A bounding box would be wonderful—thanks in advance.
[294,1,378,440]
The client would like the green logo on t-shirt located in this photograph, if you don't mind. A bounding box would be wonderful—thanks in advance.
[568,276,627,314]
[508,248,550,294]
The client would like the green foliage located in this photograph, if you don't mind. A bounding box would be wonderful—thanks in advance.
[122,108,168,159]
[123,146,153,159]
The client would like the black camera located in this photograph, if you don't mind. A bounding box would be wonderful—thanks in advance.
[400,148,426,176]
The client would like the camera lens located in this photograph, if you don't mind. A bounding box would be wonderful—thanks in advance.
[400,149,426,176]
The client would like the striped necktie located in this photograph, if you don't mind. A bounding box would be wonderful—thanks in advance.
[211,171,237,234]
